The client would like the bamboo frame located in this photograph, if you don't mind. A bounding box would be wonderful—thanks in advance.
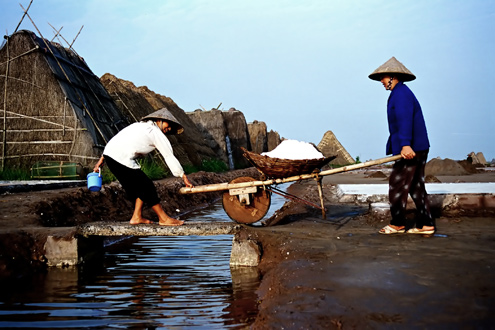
[6,141,73,144]
[1,110,74,128]
[19,4,108,144]
[3,153,100,160]
[0,46,40,67]
[2,34,9,170]
[0,128,86,133]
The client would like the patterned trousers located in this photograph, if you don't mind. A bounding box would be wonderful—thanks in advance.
[389,150,434,228]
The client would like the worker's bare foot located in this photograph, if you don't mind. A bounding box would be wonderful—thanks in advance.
[159,217,184,226]
[129,218,153,225]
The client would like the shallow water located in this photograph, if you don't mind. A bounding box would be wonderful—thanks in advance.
[0,183,289,329]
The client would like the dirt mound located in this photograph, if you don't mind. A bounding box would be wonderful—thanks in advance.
[458,160,481,174]
[365,171,387,179]
[425,158,469,176]
[425,175,441,183]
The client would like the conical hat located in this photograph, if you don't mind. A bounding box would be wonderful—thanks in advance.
[368,57,416,82]
[142,108,184,135]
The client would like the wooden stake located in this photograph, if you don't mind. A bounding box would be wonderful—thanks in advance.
[2,34,9,170]
[13,0,33,33]
[316,176,326,219]
[48,23,63,42]
[70,25,84,49]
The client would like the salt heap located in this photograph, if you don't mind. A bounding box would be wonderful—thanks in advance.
[261,139,324,160]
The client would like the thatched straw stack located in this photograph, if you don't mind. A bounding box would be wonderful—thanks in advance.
[100,73,218,169]
[317,130,355,165]
[0,30,129,170]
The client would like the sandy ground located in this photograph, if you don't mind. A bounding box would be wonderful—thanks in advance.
[1,165,494,328]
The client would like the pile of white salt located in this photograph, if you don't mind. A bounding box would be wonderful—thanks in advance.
[261,140,324,160]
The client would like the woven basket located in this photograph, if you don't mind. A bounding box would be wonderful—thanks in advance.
[241,147,337,179]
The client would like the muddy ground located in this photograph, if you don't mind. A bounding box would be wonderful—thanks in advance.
[0,168,261,279]
[1,163,494,328]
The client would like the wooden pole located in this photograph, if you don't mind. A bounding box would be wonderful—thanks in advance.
[316,176,326,219]
[317,154,402,176]
[70,25,84,49]
[13,0,33,33]
[20,4,108,143]
[48,23,63,42]
[2,35,10,170]
[180,154,402,194]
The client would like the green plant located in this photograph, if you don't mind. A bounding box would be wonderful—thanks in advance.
[200,158,228,172]
[355,156,362,164]
[0,167,31,180]
[139,158,169,180]
[183,158,229,174]
[100,168,117,184]
[182,164,199,174]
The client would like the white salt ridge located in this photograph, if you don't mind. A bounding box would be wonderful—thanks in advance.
[261,139,324,160]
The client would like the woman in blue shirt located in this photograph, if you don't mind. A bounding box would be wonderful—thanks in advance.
[369,57,435,235]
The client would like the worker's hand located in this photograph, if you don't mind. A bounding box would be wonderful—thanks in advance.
[183,174,194,188]
[400,146,416,160]
[93,156,104,172]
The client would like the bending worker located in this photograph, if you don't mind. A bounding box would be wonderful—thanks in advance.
[93,108,193,226]
[369,57,435,235]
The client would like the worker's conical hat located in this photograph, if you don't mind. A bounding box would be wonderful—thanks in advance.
[142,108,184,135]
[368,57,416,82]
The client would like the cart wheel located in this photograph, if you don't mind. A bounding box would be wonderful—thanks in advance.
[222,177,271,224]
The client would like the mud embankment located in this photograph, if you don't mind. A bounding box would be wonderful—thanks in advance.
[0,168,260,280]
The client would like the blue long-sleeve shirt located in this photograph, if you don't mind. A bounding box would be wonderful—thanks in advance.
[386,82,430,155]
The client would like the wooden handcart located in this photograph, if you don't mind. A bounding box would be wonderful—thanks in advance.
[179,149,401,224]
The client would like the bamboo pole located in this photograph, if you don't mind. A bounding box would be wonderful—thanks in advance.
[0,46,40,67]
[2,35,9,170]
[316,176,326,219]
[0,128,85,133]
[70,25,84,50]
[3,153,100,160]
[179,154,402,194]
[13,0,33,33]
[0,74,43,89]
[3,110,75,128]
[20,4,108,143]
[6,140,73,144]
[48,23,63,42]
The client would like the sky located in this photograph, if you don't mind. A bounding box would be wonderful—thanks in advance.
[1,0,494,162]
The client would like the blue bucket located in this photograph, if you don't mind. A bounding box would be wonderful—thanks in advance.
[87,171,102,192]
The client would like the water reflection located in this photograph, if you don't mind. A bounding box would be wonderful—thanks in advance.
[0,236,258,328]
[0,183,290,328]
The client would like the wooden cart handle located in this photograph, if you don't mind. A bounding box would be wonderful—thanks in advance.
[179,154,402,194]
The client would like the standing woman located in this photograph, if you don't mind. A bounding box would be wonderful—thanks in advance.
[369,57,435,235]
[93,108,193,226]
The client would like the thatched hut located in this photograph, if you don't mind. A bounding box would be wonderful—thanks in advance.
[0,30,129,171]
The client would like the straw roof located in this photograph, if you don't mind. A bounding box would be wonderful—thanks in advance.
[0,30,129,170]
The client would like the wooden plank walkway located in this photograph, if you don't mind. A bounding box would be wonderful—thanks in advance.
[77,221,243,237]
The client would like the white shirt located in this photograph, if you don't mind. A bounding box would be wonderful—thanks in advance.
[103,121,184,177]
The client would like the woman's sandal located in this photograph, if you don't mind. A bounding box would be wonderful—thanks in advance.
[379,225,405,235]
[406,227,435,235]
